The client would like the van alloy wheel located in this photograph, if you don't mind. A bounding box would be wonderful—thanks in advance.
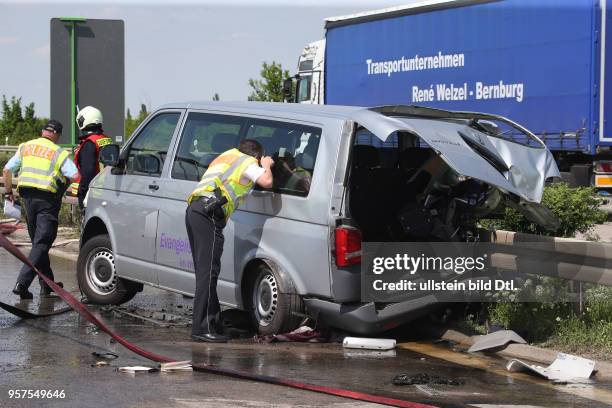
[85,249,117,296]
[254,273,278,327]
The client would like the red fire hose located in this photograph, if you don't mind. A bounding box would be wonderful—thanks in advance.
[0,234,436,408]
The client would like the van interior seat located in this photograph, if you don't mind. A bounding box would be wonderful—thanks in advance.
[200,132,241,166]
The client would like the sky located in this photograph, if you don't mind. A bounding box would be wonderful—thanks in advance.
[0,0,403,117]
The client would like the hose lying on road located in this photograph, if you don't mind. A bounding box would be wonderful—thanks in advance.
[0,234,436,408]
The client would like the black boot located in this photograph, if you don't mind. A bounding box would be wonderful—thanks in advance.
[40,281,64,297]
[12,283,33,300]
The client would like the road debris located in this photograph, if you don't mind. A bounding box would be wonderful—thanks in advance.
[92,352,118,360]
[118,366,158,373]
[506,352,596,382]
[392,373,465,386]
[255,326,333,343]
[160,361,193,373]
[468,330,527,353]
[343,337,396,350]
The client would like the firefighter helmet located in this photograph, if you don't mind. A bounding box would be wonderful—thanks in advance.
[76,106,103,130]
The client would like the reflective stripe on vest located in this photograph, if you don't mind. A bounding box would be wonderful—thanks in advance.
[70,134,113,195]
[17,138,69,194]
[188,148,257,219]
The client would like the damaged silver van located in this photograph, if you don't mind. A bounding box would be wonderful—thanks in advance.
[78,102,559,334]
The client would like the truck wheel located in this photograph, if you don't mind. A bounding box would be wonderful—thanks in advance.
[77,234,139,305]
[248,263,304,336]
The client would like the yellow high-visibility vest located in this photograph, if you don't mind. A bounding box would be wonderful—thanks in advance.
[16,137,69,194]
[188,148,258,220]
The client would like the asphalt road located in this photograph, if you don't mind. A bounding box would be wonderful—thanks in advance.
[0,251,610,408]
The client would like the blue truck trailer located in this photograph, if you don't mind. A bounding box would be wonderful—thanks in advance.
[291,0,612,187]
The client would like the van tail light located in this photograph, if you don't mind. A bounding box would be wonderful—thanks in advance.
[595,161,612,173]
[335,226,362,267]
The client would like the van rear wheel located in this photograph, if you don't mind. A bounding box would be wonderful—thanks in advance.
[248,263,304,336]
[77,234,139,305]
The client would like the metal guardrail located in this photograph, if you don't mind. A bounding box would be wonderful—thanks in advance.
[483,230,612,286]
[0,146,18,154]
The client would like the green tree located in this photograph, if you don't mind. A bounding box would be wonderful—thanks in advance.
[125,103,149,138]
[248,61,290,102]
[0,95,47,145]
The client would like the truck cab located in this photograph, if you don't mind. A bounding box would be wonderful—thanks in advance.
[294,40,325,104]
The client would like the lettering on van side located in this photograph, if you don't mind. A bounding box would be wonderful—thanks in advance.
[159,233,192,256]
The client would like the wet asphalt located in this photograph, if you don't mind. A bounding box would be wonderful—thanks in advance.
[0,251,611,408]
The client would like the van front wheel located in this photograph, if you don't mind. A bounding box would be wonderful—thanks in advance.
[77,234,139,305]
[248,263,303,336]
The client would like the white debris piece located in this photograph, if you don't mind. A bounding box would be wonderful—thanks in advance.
[342,337,396,350]
[468,330,526,353]
[160,361,193,372]
[118,366,158,373]
[506,352,595,382]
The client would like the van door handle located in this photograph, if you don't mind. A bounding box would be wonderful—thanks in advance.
[148,184,159,191]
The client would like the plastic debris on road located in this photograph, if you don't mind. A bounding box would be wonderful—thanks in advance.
[118,366,158,373]
[506,352,596,382]
[468,330,527,353]
[160,361,193,372]
[343,337,396,350]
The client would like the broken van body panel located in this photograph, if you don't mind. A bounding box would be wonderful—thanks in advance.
[347,106,561,229]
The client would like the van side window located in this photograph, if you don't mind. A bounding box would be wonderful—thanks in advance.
[126,112,180,177]
[245,119,321,197]
[171,113,246,181]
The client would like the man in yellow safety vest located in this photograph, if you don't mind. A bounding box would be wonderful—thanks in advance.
[2,120,78,299]
[186,139,274,343]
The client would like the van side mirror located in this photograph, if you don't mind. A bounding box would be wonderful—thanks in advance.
[283,77,295,103]
[99,144,121,167]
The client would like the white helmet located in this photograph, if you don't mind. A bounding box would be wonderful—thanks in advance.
[76,106,103,130]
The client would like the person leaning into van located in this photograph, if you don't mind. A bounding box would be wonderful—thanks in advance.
[186,139,274,343]
[2,120,78,299]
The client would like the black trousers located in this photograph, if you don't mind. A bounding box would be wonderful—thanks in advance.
[185,199,226,336]
[16,189,61,288]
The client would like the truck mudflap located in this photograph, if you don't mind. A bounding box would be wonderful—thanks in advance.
[349,106,561,229]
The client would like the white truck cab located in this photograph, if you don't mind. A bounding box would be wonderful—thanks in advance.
[294,40,325,104]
